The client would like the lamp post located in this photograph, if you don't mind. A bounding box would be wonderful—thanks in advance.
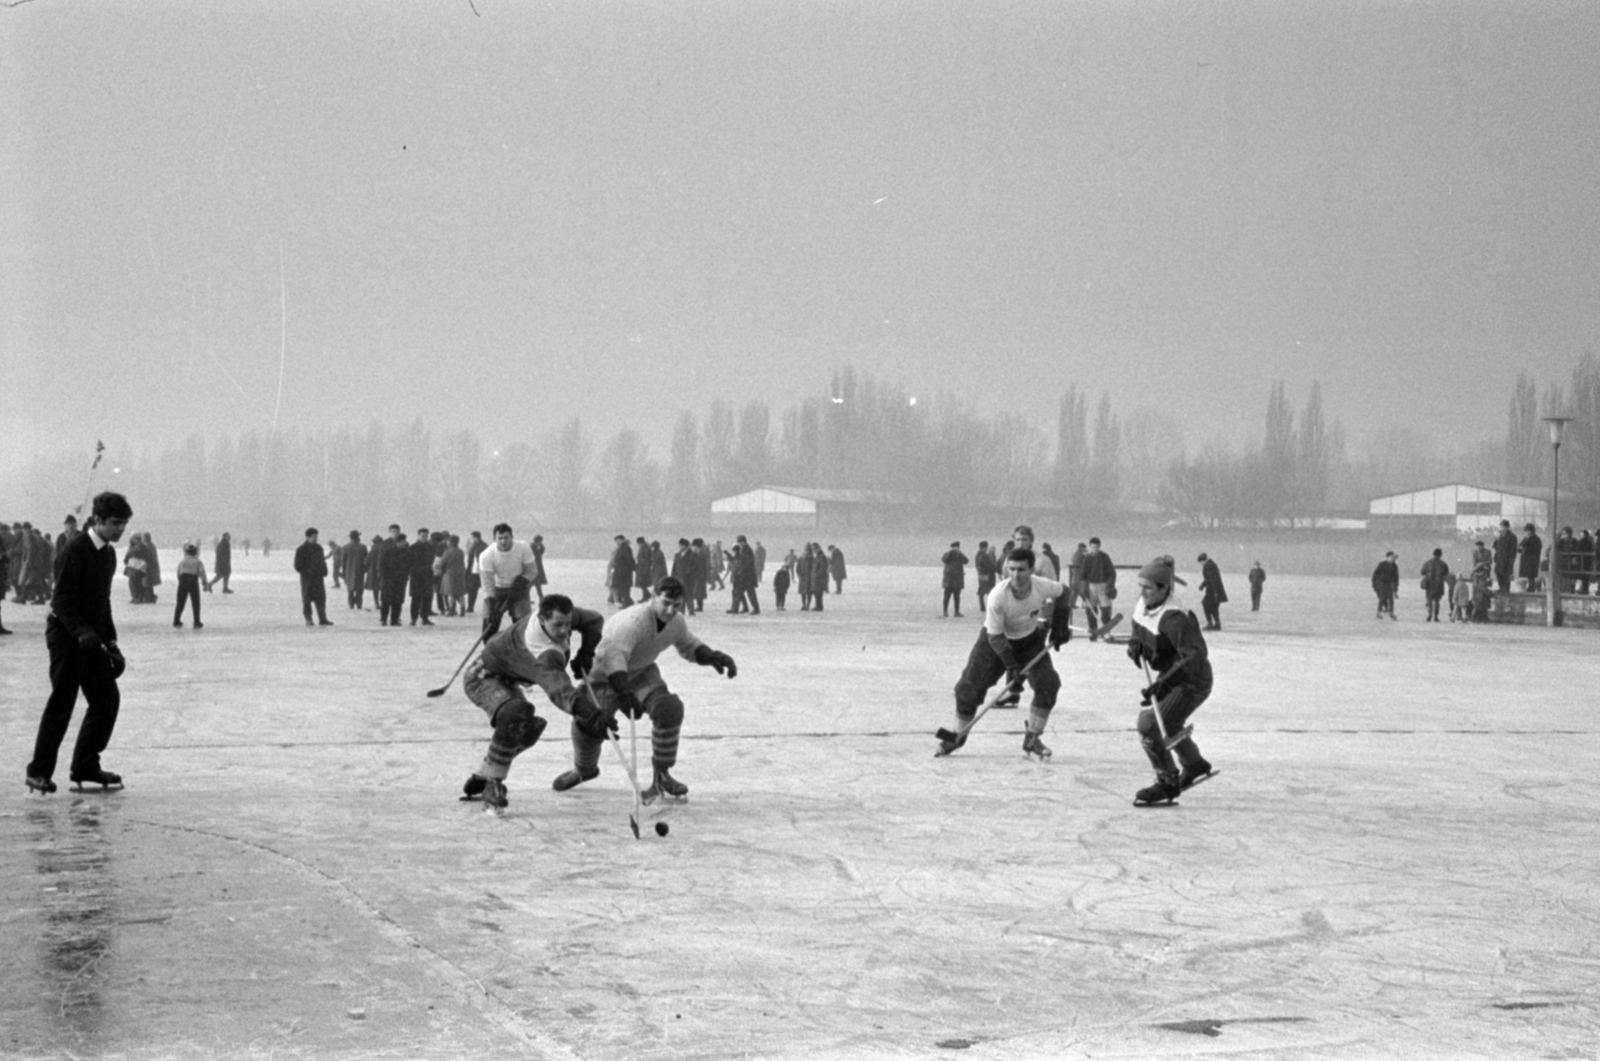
[1541,416,1572,627]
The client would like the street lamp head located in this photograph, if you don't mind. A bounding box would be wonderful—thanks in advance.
[1542,415,1573,447]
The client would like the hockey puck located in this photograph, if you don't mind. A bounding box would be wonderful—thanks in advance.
[655,821,669,837]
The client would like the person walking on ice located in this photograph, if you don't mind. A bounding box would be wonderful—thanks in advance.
[459,593,607,814]
[1126,556,1215,806]
[551,577,736,803]
[940,546,1071,759]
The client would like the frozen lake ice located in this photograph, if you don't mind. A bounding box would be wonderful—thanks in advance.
[3,552,1597,1059]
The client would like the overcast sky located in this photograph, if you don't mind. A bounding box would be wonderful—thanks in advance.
[4,0,1598,469]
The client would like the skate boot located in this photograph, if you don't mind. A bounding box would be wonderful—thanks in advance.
[69,768,123,792]
[1133,773,1181,807]
[460,773,487,801]
[482,778,508,814]
[642,767,688,805]
[1178,757,1216,792]
[551,765,599,792]
[1022,731,1052,761]
[25,775,57,796]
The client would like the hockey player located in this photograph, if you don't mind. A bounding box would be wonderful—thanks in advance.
[1126,556,1215,806]
[459,593,607,813]
[942,546,1072,759]
[551,577,736,803]
[479,523,540,639]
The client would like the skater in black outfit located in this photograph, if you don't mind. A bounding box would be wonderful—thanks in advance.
[293,528,334,626]
[1126,556,1214,806]
[26,492,133,794]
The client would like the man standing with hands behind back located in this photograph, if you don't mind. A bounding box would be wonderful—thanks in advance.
[27,491,134,794]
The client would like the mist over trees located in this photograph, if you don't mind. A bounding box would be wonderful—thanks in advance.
[7,354,1597,536]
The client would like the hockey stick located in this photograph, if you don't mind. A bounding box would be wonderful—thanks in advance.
[1069,611,1126,642]
[935,642,1053,752]
[579,682,647,839]
[629,708,643,835]
[1140,658,1192,751]
[426,633,485,698]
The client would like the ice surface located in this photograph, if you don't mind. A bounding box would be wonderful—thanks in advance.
[2,554,1596,1059]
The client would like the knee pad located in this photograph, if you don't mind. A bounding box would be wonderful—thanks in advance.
[1030,667,1061,709]
[1136,708,1162,744]
[650,692,685,730]
[493,700,547,751]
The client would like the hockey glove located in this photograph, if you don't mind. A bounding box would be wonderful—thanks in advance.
[572,693,618,741]
[482,598,504,640]
[508,575,532,602]
[708,650,737,679]
[1048,624,1071,650]
[1126,641,1146,667]
[77,630,104,654]
[570,648,594,681]
[996,669,1025,706]
[105,643,127,680]
[607,672,646,719]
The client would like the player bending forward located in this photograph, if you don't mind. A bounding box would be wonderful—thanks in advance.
[943,546,1071,759]
[460,593,610,814]
[552,577,736,803]
[1126,556,1216,806]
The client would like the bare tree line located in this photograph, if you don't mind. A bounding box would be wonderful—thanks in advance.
[7,354,1597,535]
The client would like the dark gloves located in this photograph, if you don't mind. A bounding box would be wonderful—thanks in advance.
[482,598,504,639]
[996,669,1025,706]
[105,643,127,680]
[570,648,594,681]
[1140,679,1170,706]
[608,672,645,719]
[1048,624,1071,650]
[1126,641,1147,667]
[77,630,103,654]
[694,645,738,678]
[508,575,532,602]
[572,691,618,740]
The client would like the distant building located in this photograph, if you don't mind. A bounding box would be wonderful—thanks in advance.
[1366,483,1597,536]
[710,486,917,530]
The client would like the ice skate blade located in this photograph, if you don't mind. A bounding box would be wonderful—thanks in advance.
[1133,798,1180,808]
[69,782,124,793]
[1179,768,1218,792]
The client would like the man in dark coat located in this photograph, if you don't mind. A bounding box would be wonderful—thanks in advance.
[730,535,760,614]
[1371,551,1399,619]
[408,528,436,626]
[608,534,636,606]
[634,536,653,601]
[828,545,847,594]
[1491,520,1517,594]
[1516,523,1543,591]
[1420,548,1450,622]
[27,492,134,793]
[941,541,968,618]
[293,527,333,626]
[208,531,233,593]
[343,531,369,609]
[379,528,410,626]
[1197,552,1228,630]
[975,541,997,611]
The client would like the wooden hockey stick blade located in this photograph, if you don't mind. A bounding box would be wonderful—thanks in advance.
[934,727,958,742]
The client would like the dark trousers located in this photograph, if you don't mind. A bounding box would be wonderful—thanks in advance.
[953,628,1059,717]
[30,618,121,780]
[942,588,963,617]
[1201,597,1221,628]
[347,571,365,609]
[1250,588,1262,610]
[1138,675,1211,776]
[174,573,202,625]
[300,576,329,623]
[409,573,432,621]
[381,579,406,625]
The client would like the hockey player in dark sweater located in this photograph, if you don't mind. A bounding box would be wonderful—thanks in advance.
[1126,555,1215,807]
[458,593,607,813]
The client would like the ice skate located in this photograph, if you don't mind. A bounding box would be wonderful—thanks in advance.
[552,765,599,792]
[460,773,486,801]
[1133,774,1181,807]
[1179,758,1217,792]
[25,775,56,796]
[69,768,123,792]
[642,767,688,805]
[1022,731,1052,761]
[482,778,508,815]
